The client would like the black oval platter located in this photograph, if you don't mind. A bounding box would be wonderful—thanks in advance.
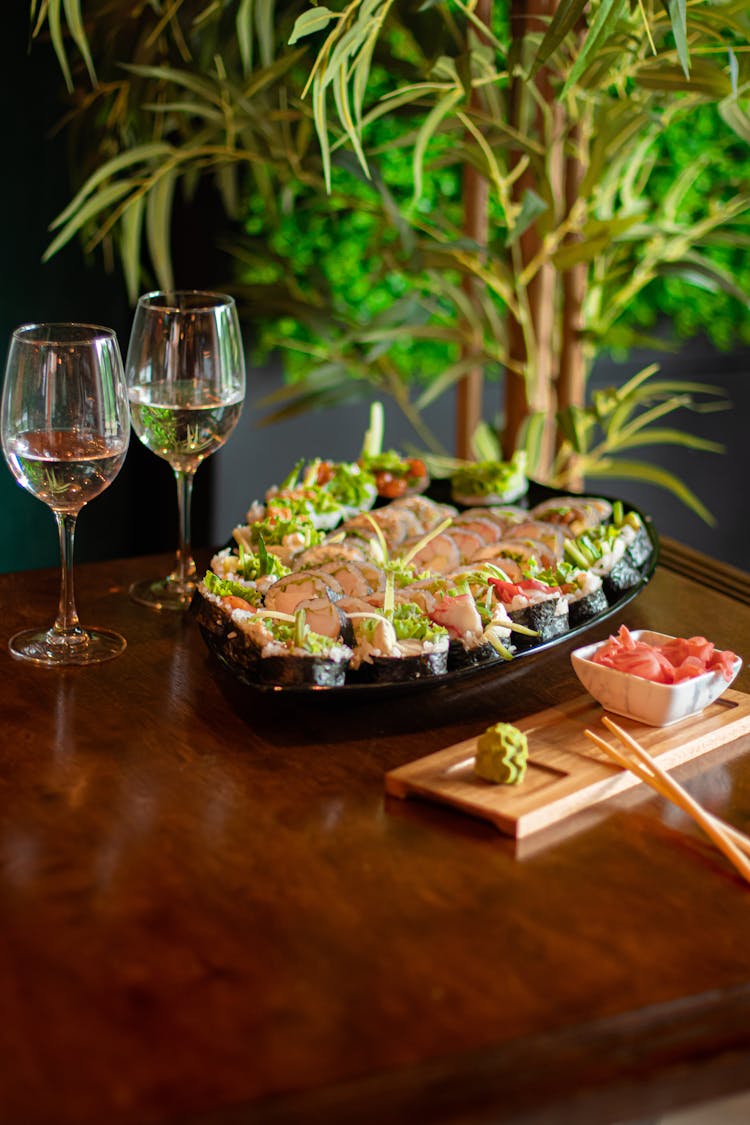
[195,480,659,698]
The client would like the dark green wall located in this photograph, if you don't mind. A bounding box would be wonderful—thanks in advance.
[1,9,210,573]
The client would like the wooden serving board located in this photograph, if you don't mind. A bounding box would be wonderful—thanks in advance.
[384,689,750,839]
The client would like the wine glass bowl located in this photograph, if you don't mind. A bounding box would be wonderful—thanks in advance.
[1,323,130,665]
[125,291,246,611]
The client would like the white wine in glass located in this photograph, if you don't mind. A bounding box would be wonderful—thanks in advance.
[1,323,130,665]
[126,290,246,611]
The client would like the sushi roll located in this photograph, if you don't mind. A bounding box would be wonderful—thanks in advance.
[227,608,353,687]
[263,570,345,615]
[611,501,653,568]
[387,494,458,531]
[192,572,263,642]
[486,574,570,647]
[450,451,528,506]
[526,561,608,629]
[314,459,378,519]
[428,587,513,669]
[564,524,644,602]
[398,530,462,575]
[531,495,613,535]
[314,558,386,599]
[347,602,449,683]
[291,540,367,569]
[233,510,323,567]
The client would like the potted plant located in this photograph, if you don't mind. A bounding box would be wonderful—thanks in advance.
[27,0,750,519]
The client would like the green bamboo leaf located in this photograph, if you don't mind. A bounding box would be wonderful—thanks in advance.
[415,358,490,410]
[333,63,369,176]
[585,459,715,525]
[728,48,739,97]
[719,97,750,145]
[122,64,221,102]
[236,0,254,75]
[412,88,463,204]
[120,195,145,305]
[50,143,174,229]
[666,0,689,78]
[255,0,275,68]
[312,73,332,191]
[352,27,379,128]
[62,0,96,84]
[556,405,596,454]
[43,180,136,260]
[611,428,724,454]
[655,256,750,303]
[321,22,369,91]
[518,412,548,478]
[146,171,177,293]
[635,60,730,98]
[289,7,338,45]
[47,0,73,93]
[531,0,589,75]
[471,421,502,461]
[142,100,224,122]
[561,0,628,96]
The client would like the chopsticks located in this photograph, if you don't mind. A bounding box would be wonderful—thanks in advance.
[584,716,750,884]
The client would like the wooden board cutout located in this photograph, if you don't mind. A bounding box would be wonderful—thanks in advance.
[384,689,750,839]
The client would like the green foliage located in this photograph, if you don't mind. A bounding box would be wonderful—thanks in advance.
[25,0,750,516]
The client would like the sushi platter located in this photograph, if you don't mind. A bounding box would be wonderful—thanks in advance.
[384,689,750,837]
[192,434,659,697]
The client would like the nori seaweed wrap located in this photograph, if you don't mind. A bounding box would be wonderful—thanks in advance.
[227,609,352,687]
[347,603,449,683]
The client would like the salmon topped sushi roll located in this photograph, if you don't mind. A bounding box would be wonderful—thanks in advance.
[227,608,353,687]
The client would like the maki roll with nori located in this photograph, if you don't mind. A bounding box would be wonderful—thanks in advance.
[563,516,648,603]
[486,574,570,647]
[347,602,449,683]
[450,452,528,506]
[226,608,353,687]
[415,573,514,669]
[526,561,608,629]
[610,501,653,568]
[192,571,264,642]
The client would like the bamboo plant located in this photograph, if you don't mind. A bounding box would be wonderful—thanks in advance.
[26,0,750,518]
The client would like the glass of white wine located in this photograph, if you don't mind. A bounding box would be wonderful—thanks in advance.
[126,290,246,611]
[1,323,130,665]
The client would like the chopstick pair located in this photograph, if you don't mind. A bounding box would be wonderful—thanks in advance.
[585,716,750,885]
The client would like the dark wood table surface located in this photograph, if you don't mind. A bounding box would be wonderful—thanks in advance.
[1,540,750,1125]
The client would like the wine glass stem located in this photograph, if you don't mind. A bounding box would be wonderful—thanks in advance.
[172,468,197,586]
[52,511,84,642]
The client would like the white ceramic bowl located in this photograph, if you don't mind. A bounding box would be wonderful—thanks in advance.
[571,629,742,727]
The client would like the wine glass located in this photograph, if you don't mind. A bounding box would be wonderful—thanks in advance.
[125,290,246,611]
[1,323,130,665]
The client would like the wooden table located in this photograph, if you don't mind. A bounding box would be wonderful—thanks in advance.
[1,540,749,1125]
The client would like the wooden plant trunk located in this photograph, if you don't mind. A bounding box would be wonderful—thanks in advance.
[502,0,589,484]
[456,0,493,459]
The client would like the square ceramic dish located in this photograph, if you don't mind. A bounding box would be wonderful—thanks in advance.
[571,629,742,726]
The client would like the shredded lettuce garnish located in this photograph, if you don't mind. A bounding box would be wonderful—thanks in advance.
[203,572,262,605]
[451,451,527,497]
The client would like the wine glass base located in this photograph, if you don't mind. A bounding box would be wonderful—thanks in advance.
[129,576,195,612]
[9,627,126,667]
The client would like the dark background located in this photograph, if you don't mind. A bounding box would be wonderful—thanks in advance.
[2,8,748,576]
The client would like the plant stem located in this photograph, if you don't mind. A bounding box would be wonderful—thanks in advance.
[504,0,562,475]
[557,103,591,488]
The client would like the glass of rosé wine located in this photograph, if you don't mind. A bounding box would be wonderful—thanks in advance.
[1,323,130,665]
[125,290,246,611]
